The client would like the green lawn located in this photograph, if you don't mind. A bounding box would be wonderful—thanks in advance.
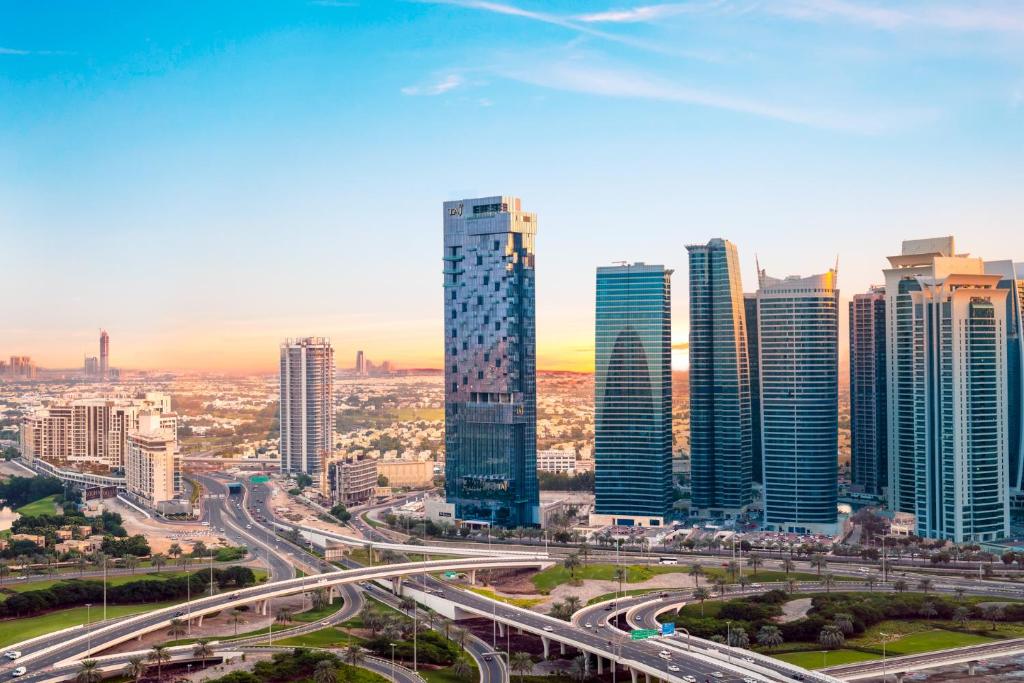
[775,649,879,669]
[0,600,182,648]
[15,494,60,517]
[587,588,664,605]
[467,586,543,609]
[276,626,353,648]
[1,571,189,595]
[885,628,996,655]
[292,599,348,623]
[420,657,479,683]
[395,407,444,422]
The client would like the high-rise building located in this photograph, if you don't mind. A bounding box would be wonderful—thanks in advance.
[744,293,762,486]
[125,411,180,506]
[355,350,366,376]
[84,356,99,377]
[757,268,840,535]
[324,456,377,507]
[5,356,36,380]
[849,286,888,497]
[279,337,334,476]
[883,237,984,515]
[686,240,752,516]
[593,263,673,527]
[901,273,1009,542]
[21,393,176,470]
[985,261,1024,497]
[442,195,539,527]
[99,330,110,380]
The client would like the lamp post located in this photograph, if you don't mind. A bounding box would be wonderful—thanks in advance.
[390,643,397,682]
[880,632,889,681]
[725,621,732,662]
[85,603,92,653]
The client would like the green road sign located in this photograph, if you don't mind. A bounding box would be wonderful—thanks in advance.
[444,571,459,579]
[631,629,658,640]
[250,475,270,483]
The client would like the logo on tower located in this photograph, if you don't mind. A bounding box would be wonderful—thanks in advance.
[448,203,464,217]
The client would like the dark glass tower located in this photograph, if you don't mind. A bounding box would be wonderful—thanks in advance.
[686,239,753,516]
[744,293,762,486]
[849,287,887,496]
[442,196,540,527]
[594,263,673,526]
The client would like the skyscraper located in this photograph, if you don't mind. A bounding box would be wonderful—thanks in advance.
[758,268,839,535]
[686,240,752,516]
[279,337,334,476]
[902,273,1010,542]
[849,286,887,497]
[355,350,366,376]
[985,260,1024,497]
[592,263,673,527]
[743,293,762,486]
[99,329,110,380]
[442,196,539,527]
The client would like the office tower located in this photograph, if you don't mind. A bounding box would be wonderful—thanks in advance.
[757,268,839,535]
[84,356,99,377]
[21,393,176,470]
[99,329,109,379]
[743,293,762,486]
[442,195,539,527]
[849,286,888,497]
[686,240,752,516]
[125,411,179,506]
[6,356,36,380]
[592,263,673,527]
[355,350,366,376]
[883,237,984,514]
[279,337,334,476]
[985,261,1024,497]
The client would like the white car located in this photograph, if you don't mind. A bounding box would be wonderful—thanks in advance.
[543,626,554,632]
[668,665,680,672]
[744,678,759,683]
[711,673,725,679]
[658,651,671,660]
[743,657,754,663]
[585,622,593,629]
[683,677,697,683]
[3,652,20,660]
[11,668,26,678]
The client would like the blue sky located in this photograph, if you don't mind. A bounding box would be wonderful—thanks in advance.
[3,0,1023,372]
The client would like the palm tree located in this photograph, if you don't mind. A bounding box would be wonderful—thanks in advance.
[893,579,908,593]
[728,628,749,648]
[314,659,336,683]
[746,553,763,577]
[344,643,365,666]
[688,563,705,586]
[983,604,1003,630]
[569,654,589,682]
[563,595,583,615]
[312,588,329,611]
[781,558,795,576]
[821,574,837,594]
[917,578,933,594]
[713,577,727,597]
[75,659,103,683]
[229,609,246,636]
[123,654,147,682]
[564,552,581,581]
[693,587,712,616]
[865,576,878,591]
[919,602,938,621]
[726,560,740,581]
[148,644,170,681]
[833,613,854,635]
[756,625,784,650]
[510,651,534,682]
[953,606,970,629]
[449,625,468,650]
[192,639,214,668]
[811,553,828,576]
[167,618,187,638]
[955,587,966,602]
[152,553,167,573]
[786,578,799,594]
[275,607,293,625]
[122,554,138,574]
[168,543,182,561]
[579,541,591,566]
[819,624,845,650]
[452,655,474,681]
[613,567,627,596]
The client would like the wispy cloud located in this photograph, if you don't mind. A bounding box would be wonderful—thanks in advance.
[0,46,70,56]
[770,0,1024,34]
[401,73,465,96]
[309,0,358,6]
[575,2,719,23]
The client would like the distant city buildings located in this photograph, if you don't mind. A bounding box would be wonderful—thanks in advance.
[758,268,840,535]
[687,239,753,517]
[99,329,110,380]
[537,449,589,475]
[279,337,334,476]
[2,356,36,380]
[125,410,180,506]
[355,350,367,376]
[849,286,887,497]
[592,262,673,527]
[21,392,176,471]
[443,195,540,527]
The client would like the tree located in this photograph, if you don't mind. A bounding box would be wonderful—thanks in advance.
[819,624,845,650]
[76,659,103,683]
[821,574,836,594]
[275,606,293,625]
[563,595,582,615]
[728,628,750,648]
[151,554,167,573]
[123,654,147,682]
[148,644,170,681]
[917,578,933,594]
[167,618,187,637]
[688,563,705,586]
[756,625,784,650]
[726,560,740,581]
[449,625,468,650]
[613,567,627,595]
[983,604,1003,630]
[124,554,139,575]
[811,554,828,576]
[893,579,908,593]
[579,541,591,566]
[833,613,854,635]
[786,578,799,594]
[229,609,246,636]
[747,553,763,577]
[953,606,970,628]
[510,651,534,682]
[738,575,751,593]
[569,654,589,682]
[168,543,182,560]
[955,587,966,602]
[452,656,474,681]
[713,577,728,597]
[314,659,337,683]
[781,559,795,576]
[344,644,365,666]
[693,587,712,616]
[312,588,329,611]
[918,601,938,621]
[564,553,581,581]
[193,639,214,668]
[865,576,878,591]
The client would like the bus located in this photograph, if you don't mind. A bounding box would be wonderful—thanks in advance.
[658,557,678,566]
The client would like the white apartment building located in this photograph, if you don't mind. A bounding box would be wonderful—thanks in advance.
[537,449,580,474]
[280,337,334,476]
[125,412,180,507]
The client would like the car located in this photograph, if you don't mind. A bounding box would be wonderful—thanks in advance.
[790,675,806,681]
[743,657,754,663]
[744,678,758,683]
[484,655,494,662]
[658,651,671,660]
[711,673,724,679]
[683,677,697,683]
[11,668,26,678]
[668,665,680,672]
[246,525,252,529]
[585,622,593,629]
[543,626,554,632]
[3,652,20,660]
[635,616,642,623]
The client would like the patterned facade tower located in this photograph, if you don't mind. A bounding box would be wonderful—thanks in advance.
[849,287,887,496]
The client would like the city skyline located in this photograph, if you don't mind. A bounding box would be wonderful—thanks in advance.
[5,2,1023,373]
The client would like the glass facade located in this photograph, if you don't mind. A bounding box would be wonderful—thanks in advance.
[279,337,334,476]
[686,239,752,514]
[758,271,839,534]
[849,288,888,496]
[594,263,673,523]
[442,196,540,527]
[744,293,762,486]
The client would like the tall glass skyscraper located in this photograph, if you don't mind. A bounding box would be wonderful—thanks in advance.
[744,293,762,486]
[686,239,752,516]
[849,286,887,497]
[442,196,540,527]
[757,269,839,535]
[279,337,334,476]
[985,261,1024,497]
[593,263,673,527]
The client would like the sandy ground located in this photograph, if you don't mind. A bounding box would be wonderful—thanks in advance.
[520,572,707,610]
[0,460,36,479]
[172,651,274,682]
[777,598,812,623]
[104,498,222,555]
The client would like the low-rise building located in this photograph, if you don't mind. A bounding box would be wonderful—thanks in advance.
[537,449,578,474]
[11,533,45,547]
[377,459,433,488]
[325,456,378,507]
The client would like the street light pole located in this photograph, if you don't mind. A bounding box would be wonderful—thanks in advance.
[390,642,397,682]
[85,603,92,653]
